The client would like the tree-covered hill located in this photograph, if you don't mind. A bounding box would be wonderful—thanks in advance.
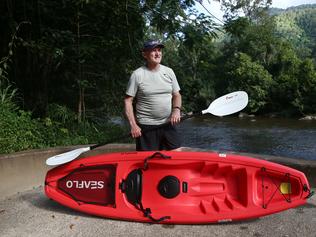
[270,4,316,58]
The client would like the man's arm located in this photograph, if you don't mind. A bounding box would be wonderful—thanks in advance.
[124,96,142,138]
[170,91,182,125]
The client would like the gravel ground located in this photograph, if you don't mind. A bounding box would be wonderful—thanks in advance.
[0,186,315,237]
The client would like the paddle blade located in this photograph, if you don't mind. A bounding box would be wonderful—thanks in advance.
[202,91,248,116]
[46,147,90,166]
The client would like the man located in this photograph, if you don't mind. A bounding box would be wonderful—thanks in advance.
[124,39,182,151]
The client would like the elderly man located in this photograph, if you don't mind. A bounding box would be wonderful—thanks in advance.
[124,39,182,151]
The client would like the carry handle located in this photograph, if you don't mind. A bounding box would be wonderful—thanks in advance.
[143,152,171,170]
[303,184,315,199]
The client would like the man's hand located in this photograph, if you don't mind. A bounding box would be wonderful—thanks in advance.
[171,91,182,125]
[170,108,181,125]
[130,124,142,138]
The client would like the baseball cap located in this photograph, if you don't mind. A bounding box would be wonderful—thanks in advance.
[142,39,165,51]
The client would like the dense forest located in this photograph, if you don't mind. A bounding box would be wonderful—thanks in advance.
[0,0,316,153]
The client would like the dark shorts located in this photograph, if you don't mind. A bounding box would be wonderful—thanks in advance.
[136,123,181,151]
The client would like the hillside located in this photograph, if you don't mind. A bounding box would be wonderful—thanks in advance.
[270,4,316,58]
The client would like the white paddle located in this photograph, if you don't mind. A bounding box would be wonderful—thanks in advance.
[202,91,248,116]
[46,91,248,166]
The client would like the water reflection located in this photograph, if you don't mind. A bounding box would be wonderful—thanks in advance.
[178,116,316,160]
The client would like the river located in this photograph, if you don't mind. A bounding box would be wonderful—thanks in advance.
[178,116,316,161]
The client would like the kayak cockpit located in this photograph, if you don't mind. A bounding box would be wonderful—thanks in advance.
[118,158,249,222]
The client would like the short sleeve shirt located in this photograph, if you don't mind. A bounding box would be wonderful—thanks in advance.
[126,64,180,125]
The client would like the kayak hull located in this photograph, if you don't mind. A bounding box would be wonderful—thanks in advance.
[45,151,310,224]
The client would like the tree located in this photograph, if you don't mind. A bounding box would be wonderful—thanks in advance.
[274,6,316,59]
[219,0,272,21]
[162,11,220,112]
[1,0,146,118]
[224,12,279,68]
[295,59,316,114]
[222,53,273,113]
[142,0,195,35]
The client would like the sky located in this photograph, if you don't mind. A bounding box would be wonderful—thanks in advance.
[271,0,316,8]
[196,0,316,23]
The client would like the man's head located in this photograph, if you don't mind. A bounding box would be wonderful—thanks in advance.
[142,40,164,67]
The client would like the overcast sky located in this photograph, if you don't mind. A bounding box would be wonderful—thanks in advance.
[196,0,316,23]
[272,0,316,8]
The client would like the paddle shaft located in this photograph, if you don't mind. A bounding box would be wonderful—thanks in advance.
[46,91,248,166]
[89,111,202,150]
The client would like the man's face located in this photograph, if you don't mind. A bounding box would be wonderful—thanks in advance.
[142,47,162,65]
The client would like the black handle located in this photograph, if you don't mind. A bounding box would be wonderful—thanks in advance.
[143,152,171,170]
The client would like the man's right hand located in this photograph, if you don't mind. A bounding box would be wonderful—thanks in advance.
[131,124,142,138]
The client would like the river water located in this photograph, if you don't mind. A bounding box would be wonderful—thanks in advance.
[177,116,316,161]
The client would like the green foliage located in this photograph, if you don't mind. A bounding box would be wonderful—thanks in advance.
[294,59,316,114]
[0,107,44,153]
[274,5,316,58]
[1,1,316,155]
[268,42,301,114]
[224,14,279,67]
[143,0,195,34]
[220,5,316,115]
[163,18,219,112]
[1,0,148,117]
[0,80,18,111]
[0,102,124,154]
[47,103,76,124]
[220,0,272,21]
[224,53,273,112]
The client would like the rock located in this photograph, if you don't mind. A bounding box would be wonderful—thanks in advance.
[299,115,316,121]
[239,112,255,118]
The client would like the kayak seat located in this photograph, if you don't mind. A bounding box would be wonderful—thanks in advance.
[120,169,142,205]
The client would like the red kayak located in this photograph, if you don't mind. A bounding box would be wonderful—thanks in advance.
[45,151,312,224]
